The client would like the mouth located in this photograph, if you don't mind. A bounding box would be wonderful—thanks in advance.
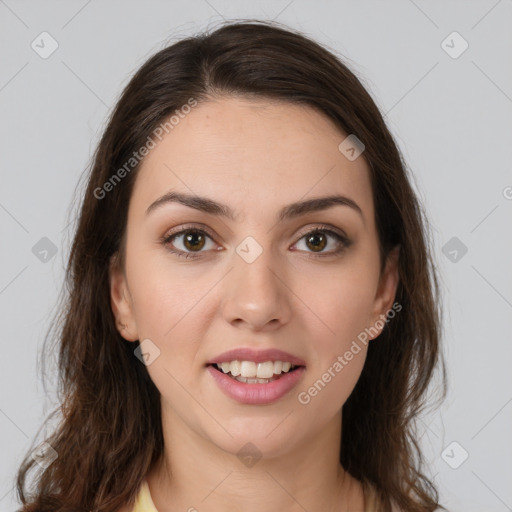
[206,361,306,404]
[208,360,304,384]
[205,348,307,404]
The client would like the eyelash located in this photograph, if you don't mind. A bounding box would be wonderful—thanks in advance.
[160,223,351,260]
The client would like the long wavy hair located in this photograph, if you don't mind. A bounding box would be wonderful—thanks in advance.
[15,19,446,512]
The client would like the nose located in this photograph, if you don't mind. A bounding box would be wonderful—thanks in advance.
[220,245,292,332]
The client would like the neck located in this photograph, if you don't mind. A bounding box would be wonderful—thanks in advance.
[146,401,364,512]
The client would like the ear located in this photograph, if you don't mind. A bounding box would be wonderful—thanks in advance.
[109,253,139,342]
[367,245,400,340]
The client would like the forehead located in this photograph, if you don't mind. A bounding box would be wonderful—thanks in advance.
[130,96,374,223]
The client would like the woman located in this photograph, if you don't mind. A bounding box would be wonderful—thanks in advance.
[15,20,446,512]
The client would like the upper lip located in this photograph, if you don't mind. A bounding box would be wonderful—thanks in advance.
[206,348,306,366]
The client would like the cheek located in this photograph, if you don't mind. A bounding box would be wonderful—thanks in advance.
[297,349,367,428]
[126,250,213,340]
[128,265,210,406]
[124,255,214,399]
[297,269,373,414]
[298,261,379,349]
[294,255,377,411]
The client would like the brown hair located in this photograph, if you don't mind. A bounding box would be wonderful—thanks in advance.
[15,19,446,512]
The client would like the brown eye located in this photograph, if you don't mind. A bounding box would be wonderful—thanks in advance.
[162,228,217,259]
[182,230,206,251]
[293,227,351,258]
[305,232,328,252]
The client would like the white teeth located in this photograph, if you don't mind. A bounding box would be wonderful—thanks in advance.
[256,361,274,379]
[215,360,298,378]
[230,360,241,376]
[234,375,277,384]
[240,361,257,378]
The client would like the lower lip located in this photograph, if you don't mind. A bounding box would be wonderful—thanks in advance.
[206,365,306,405]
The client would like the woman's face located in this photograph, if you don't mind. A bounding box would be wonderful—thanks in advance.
[110,96,398,457]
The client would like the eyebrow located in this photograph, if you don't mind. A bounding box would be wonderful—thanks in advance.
[146,191,364,223]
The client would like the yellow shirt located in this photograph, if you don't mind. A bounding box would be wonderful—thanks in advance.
[131,480,158,511]
[130,478,383,511]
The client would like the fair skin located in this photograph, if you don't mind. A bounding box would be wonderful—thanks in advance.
[110,96,399,512]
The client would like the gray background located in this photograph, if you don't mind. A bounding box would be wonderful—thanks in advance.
[1,1,511,511]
